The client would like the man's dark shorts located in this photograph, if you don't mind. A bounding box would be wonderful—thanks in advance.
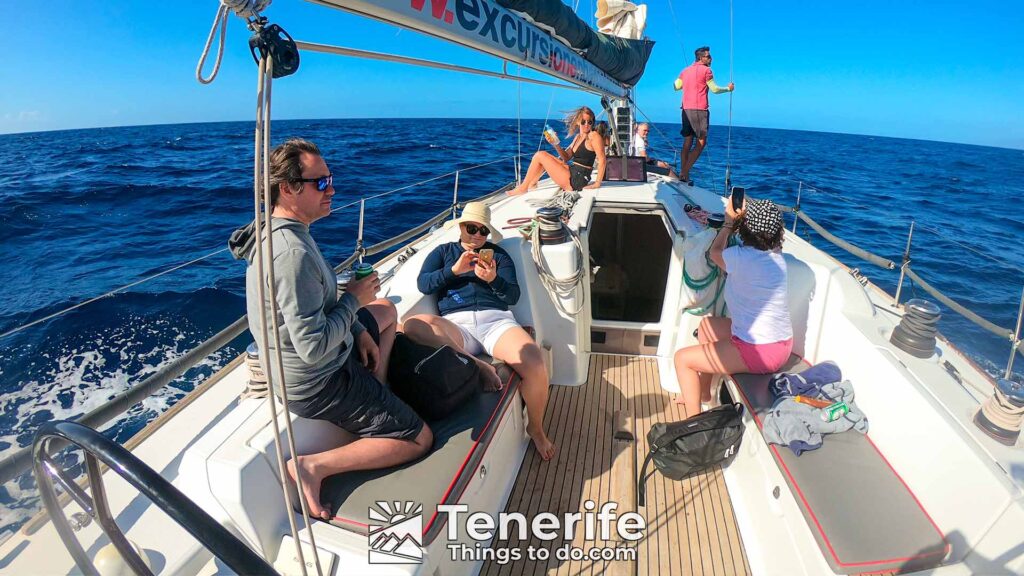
[288,308,424,441]
[681,109,710,140]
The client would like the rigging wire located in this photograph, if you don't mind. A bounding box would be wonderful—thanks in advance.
[725,0,734,190]
[517,64,523,185]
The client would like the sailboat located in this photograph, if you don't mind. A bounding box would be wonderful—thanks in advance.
[1,0,1022,574]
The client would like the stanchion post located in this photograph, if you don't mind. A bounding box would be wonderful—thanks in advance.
[792,182,802,234]
[356,198,365,263]
[451,170,460,220]
[1006,286,1024,379]
[893,221,915,307]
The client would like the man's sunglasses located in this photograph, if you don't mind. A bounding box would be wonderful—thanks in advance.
[463,223,490,236]
[580,119,594,126]
[294,174,333,192]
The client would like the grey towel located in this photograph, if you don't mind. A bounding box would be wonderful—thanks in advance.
[761,380,869,456]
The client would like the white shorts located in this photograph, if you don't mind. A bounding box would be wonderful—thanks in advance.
[445,309,520,357]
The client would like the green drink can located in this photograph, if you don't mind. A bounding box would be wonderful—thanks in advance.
[821,401,849,422]
[354,263,375,280]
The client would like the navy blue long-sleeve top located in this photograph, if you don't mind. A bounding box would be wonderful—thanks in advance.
[417,241,521,315]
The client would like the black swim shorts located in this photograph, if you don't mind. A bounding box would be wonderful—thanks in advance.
[569,163,592,191]
[681,109,710,140]
[287,308,424,440]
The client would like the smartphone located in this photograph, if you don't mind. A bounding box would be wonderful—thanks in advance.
[731,186,746,211]
[477,248,494,265]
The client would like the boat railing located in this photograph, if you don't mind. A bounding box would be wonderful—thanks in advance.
[0,158,517,489]
[777,180,1024,380]
[3,170,1020,524]
[32,420,276,574]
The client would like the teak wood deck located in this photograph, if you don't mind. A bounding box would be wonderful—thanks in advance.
[481,354,750,576]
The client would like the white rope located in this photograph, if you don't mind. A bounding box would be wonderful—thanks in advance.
[251,54,321,576]
[529,219,586,316]
[196,5,229,84]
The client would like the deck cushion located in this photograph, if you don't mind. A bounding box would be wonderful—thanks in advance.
[320,365,519,544]
[729,356,949,574]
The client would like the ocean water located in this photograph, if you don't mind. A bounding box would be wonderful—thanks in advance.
[0,118,1022,538]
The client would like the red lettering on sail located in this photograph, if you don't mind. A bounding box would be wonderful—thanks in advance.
[411,0,449,20]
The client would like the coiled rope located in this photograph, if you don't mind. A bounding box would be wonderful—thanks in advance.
[529,221,586,316]
[978,390,1024,434]
[196,0,272,84]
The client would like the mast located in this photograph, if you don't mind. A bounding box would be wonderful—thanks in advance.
[314,0,629,98]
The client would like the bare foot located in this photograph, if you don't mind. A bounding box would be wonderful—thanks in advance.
[507,185,527,196]
[287,457,328,520]
[528,427,556,461]
[477,360,503,392]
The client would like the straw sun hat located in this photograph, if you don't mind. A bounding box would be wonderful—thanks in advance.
[452,201,503,241]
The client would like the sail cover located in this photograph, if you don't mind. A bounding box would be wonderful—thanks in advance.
[317,0,640,97]
[496,0,653,85]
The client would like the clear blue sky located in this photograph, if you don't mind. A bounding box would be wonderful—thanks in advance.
[2,0,1022,148]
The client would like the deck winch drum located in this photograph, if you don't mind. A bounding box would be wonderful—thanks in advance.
[889,298,941,358]
[974,377,1024,446]
[536,206,567,245]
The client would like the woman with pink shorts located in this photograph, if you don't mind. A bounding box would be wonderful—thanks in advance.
[673,195,792,418]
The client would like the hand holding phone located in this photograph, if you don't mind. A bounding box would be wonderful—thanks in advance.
[731,186,746,212]
[477,248,494,265]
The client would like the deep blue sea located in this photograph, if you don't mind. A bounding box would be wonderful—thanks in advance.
[1,118,1022,537]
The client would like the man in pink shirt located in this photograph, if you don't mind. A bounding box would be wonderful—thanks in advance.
[674,46,734,183]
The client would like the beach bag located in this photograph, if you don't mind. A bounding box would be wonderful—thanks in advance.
[637,403,745,506]
[388,333,481,420]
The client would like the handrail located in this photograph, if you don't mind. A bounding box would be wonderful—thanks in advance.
[793,209,897,270]
[905,267,1008,338]
[33,420,277,575]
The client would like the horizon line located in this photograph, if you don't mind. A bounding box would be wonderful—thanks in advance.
[1,117,1021,152]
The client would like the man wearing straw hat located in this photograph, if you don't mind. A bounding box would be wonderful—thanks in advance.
[405,201,557,460]
[232,138,432,520]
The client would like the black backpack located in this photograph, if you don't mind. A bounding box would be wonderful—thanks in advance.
[388,333,481,421]
[637,403,745,506]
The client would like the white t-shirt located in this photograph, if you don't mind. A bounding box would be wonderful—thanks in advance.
[722,245,793,344]
[629,135,647,157]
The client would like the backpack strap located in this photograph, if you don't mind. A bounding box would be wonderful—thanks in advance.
[637,448,656,507]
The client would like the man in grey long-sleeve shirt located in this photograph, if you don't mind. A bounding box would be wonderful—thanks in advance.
[233,139,431,520]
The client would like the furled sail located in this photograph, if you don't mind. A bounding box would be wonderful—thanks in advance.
[495,0,654,85]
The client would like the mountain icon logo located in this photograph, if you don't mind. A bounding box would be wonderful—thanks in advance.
[368,501,424,564]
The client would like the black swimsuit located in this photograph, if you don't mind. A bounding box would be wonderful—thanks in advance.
[567,136,596,191]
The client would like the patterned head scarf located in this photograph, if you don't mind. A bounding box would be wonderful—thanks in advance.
[743,198,783,237]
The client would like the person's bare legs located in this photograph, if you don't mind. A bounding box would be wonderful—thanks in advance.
[364,298,397,384]
[673,316,744,416]
[492,326,556,460]
[401,314,502,391]
[680,135,694,180]
[288,424,432,519]
[509,151,572,195]
[682,137,706,181]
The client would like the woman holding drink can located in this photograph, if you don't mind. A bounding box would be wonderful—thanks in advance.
[508,106,606,196]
